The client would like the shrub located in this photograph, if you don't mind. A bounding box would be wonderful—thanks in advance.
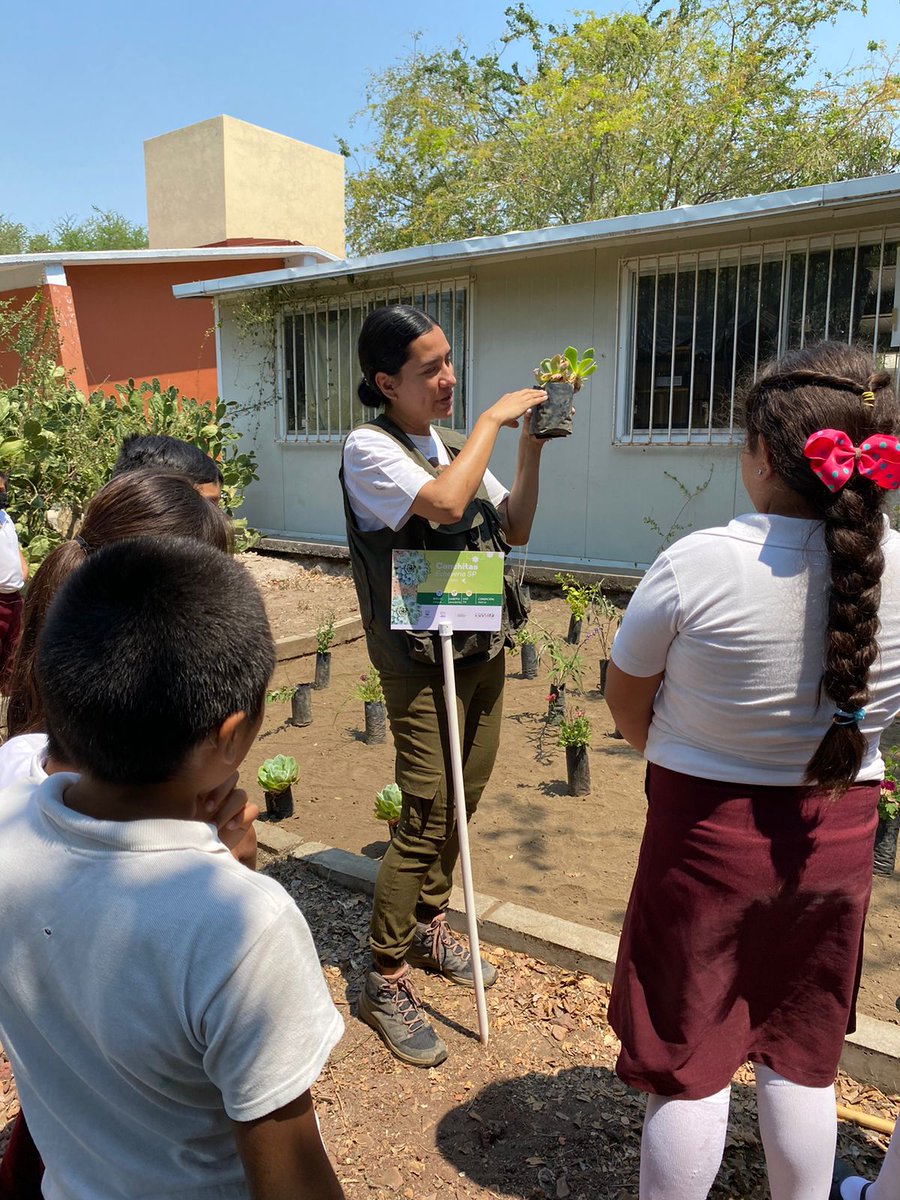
[0,299,258,564]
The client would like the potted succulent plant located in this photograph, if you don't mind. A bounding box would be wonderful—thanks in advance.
[356,666,386,744]
[314,612,335,690]
[875,748,900,877]
[558,709,592,796]
[532,347,597,439]
[374,782,402,841]
[257,754,300,821]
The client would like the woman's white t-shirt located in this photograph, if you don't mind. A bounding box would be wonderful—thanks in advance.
[343,426,509,532]
[611,513,900,785]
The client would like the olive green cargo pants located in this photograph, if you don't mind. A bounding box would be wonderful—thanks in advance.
[370,651,506,969]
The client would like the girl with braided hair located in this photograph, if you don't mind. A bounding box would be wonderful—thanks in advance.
[604,342,900,1200]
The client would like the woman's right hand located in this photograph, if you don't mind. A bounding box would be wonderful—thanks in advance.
[488,388,547,429]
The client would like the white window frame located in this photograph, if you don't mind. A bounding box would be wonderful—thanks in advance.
[276,277,471,444]
[615,226,900,446]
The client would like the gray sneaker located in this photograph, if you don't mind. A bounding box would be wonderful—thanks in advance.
[407,914,498,989]
[357,966,448,1068]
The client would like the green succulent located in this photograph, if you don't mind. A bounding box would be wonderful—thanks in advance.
[534,347,597,393]
[257,755,299,795]
[374,783,402,823]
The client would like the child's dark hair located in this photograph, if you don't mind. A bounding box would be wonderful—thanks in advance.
[741,341,897,796]
[111,434,224,487]
[37,537,275,786]
[6,472,233,738]
[357,305,436,409]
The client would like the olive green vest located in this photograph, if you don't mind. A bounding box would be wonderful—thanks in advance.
[339,413,529,675]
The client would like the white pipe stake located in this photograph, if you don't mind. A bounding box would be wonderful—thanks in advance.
[438,621,489,1045]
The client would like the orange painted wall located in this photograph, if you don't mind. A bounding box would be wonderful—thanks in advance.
[65,258,284,402]
[0,287,50,388]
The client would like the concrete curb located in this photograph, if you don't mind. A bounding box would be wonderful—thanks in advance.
[273,613,364,663]
[253,832,900,1096]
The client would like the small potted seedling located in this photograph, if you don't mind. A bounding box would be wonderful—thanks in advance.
[592,587,621,695]
[875,748,900,877]
[516,624,538,679]
[257,754,299,821]
[356,665,386,744]
[374,782,402,841]
[558,708,592,796]
[557,572,596,644]
[542,634,584,725]
[314,612,336,690]
[266,683,312,728]
[532,346,597,439]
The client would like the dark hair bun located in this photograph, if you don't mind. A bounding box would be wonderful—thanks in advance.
[358,377,386,409]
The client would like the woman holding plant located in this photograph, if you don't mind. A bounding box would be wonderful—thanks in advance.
[340,304,554,1068]
[606,343,900,1200]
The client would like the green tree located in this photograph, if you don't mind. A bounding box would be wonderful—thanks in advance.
[345,0,900,253]
[0,206,147,254]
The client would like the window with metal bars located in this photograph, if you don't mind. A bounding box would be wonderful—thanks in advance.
[617,229,899,445]
[281,280,469,442]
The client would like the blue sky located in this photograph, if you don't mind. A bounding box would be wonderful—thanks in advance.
[3,0,896,233]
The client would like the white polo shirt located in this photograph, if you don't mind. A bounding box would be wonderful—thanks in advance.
[0,774,344,1200]
[612,513,900,785]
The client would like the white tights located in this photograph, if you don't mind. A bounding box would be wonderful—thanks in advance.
[640,1064,837,1200]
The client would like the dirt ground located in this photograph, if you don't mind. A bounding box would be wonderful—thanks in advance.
[4,862,894,1198]
[245,552,900,1029]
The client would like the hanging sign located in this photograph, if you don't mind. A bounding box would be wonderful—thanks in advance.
[390,550,504,632]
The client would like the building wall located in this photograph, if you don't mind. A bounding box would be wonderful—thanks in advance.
[145,118,228,251]
[67,258,283,401]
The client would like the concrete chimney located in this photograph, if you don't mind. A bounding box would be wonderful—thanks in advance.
[144,115,345,257]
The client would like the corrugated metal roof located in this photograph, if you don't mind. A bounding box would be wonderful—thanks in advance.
[173,172,900,300]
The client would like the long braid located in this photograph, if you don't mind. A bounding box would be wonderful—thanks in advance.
[806,484,884,792]
[741,342,898,798]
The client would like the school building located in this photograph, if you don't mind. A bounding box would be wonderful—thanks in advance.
[175,171,899,574]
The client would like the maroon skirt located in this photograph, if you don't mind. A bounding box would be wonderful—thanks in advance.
[609,763,878,1100]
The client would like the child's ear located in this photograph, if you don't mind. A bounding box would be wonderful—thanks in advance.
[213,712,252,765]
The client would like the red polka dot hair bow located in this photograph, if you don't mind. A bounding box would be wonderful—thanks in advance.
[803,428,900,493]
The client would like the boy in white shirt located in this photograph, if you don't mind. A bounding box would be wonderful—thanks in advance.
[0,471,27,687]
[0,536,344,1200]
